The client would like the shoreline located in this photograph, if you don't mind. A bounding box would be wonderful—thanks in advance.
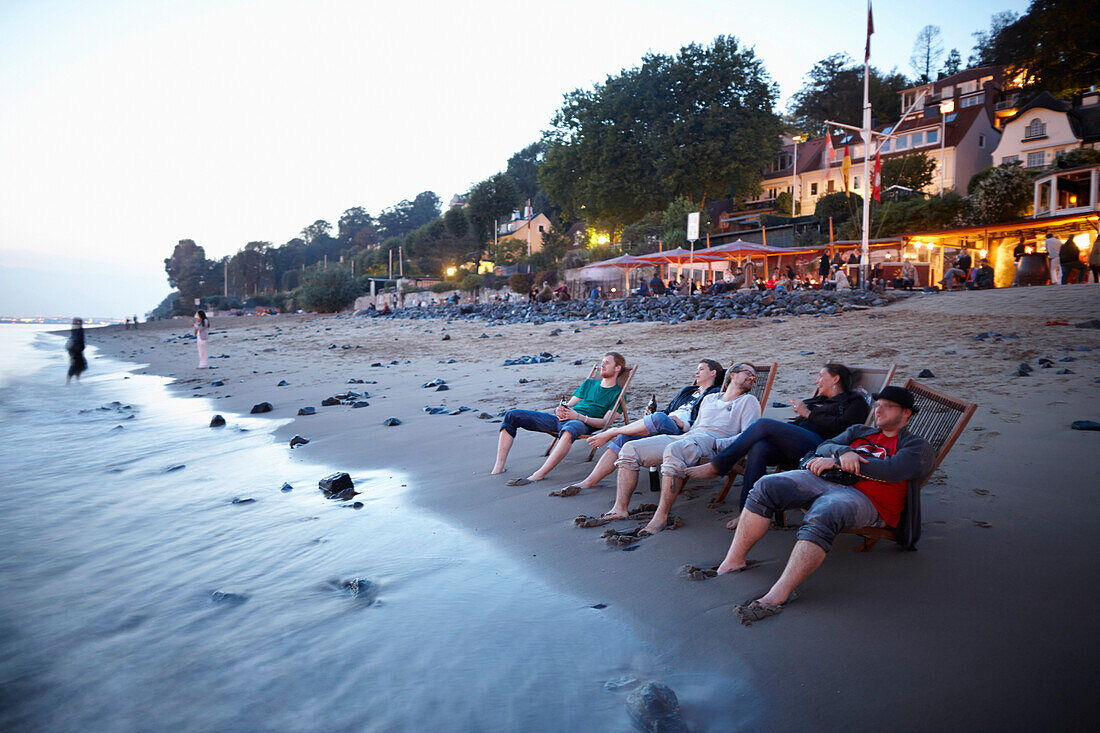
[86,286,1100,729]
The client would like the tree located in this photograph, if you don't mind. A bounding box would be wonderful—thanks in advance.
[337,207,377,245]
[378,192,441,239]
[294,266,360,312]
[442,207,469,238]
[620,211,664,253]
[788,54,909,135]
[982,1,1100,96]
[910,25,944,83]
[228,241,274,297]
[300,220,332,244]
[941,49,962,76]
[966,164,1031,224]
[506,142,544,203]
[164,239,211,305]
[881,152,937,192]
[466,173,520,245]
[661,197,710,251]
[540,35,781,227]
[968,10,1018,68]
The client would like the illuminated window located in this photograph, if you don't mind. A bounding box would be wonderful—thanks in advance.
[1027,152,1045,168]
[810,182,818,195]
[1024,118,1047,139]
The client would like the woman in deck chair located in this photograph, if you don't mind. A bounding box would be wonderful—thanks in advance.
[551,360,724,496]
[685,363,868,528]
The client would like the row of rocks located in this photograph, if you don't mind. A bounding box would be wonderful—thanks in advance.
[362,290,897,325]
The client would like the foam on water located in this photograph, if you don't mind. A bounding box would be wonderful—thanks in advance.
[0,325,757,731]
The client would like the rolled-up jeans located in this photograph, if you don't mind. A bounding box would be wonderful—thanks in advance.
[500,409,591,440]
[709,418,824,509]
[605,412,684,453]
[615,430,723,479]
[745,469,883,552]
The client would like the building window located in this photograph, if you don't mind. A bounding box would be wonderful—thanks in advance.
[926,128,938,144]
[1002,155,1019,165]
[911,131,924,146]
[941,85,954,98]
[881,140,891,152]
[810,182,818,195]
[827,179,835,192]
[961,94,983,108]
[854,176,861,189]
[1024,118,1047,139]
[538,225,545,232]
[896,135,909,150]
[1027,151,1045,168]
[958,80,977,94]
[978,134,985,148]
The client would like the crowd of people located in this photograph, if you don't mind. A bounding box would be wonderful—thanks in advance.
[492,353,935,625]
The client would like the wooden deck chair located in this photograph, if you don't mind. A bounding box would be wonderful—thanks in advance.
[842,378,977,552]
[711,363,895,505]
[544,362,638,462]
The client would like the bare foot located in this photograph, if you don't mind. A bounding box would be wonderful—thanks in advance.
[685,462,720,480]
[586,432,614,448]
[490,466,506,475]
[725,516,739,531]
[641,518,666,535]
[601,508,629,520]
[716,559,747,574]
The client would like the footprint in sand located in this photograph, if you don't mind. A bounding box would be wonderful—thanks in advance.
[969,430,1001,450]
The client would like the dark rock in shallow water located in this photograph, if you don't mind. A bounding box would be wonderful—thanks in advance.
[351,501,364,509]
[1071,420,1100,431]
[289,435,310,448]
[319,472,355,498]
[435,384,449,391]
[280,482,294,492]
[917,369,935,378]
[441,334,450,340]
[351,401,369,408]
[166,464,186,472]
[210,380,224,387]
[321,397,341,406]
[210,591,249,605]
[1073,319,1100,329]
[210,415,226,427]
[1057,369,1074,374]
[277,380,290,386]
[383,417,402,426]
[231,497,255,505]
[626,682,687,733]
[298,406,316,415]
[339,577,378,603]
[477,412,492,419]
[250,402,273,414]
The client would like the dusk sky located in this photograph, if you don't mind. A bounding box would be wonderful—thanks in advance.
[0,0,1028,317]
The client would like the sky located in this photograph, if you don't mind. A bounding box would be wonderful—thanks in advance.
[0,0,1029,318]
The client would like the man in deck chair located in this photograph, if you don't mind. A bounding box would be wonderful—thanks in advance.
[718,386,935,625]
[492,352,627,485]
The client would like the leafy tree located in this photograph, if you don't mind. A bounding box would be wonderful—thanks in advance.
[985,1,1100,96]
[660,197,709,251]
[506,142,544,203]
[775,191,793,216]
[966,164,1031,224]
[874,190,967,235]
[814,191,863,229]
[941,49,962,76]
[485,237,527,265]
[1056,148,1100,168]
[620,211,664,253]
[164,239,212,305]
[538,225,571,262]
[228,241,274,297]
[540,35,780,227]
[881,152,937,192]
[459,273,483,292]
[968,10,1018,68]
[910,26,944,83]
[443,207,469,238]
[300,220,332,243]
[788,54,909,135]
[294,266,360,312]
[509,272,533,294]
[337,207,377,245]
[466,173,520,245]
[378,192,441,239]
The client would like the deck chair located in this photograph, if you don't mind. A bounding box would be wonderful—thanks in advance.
[658,363,778,493]
[544,362,638,462]
[841,378,977,551]
[711,364,896,505]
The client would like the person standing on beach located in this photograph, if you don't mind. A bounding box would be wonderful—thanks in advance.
[818,251,830,284]
[1089,235,1100,284]
[1044,232,1062,284]
[66,318,87,384]
[493,352,626,485]
[193,310,210,369]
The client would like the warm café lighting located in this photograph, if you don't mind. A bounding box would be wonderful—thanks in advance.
[446,267,457,277]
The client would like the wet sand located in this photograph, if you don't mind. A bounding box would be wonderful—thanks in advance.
[91,285,1100,730]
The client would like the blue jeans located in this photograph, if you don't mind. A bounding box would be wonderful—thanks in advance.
[709,418,824,509]
[606,412,684,452]
[500,409,591,440]
[746,470,883,552]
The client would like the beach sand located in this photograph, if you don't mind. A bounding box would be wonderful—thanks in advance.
[89,285,1100,730]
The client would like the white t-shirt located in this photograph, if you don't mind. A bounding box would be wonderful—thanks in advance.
[1045,236,1062,259]
[834,270,850,289]
[667,388,706,425]
[685,392,760,449]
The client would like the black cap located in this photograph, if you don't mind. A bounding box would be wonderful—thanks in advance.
[872,386,919,413]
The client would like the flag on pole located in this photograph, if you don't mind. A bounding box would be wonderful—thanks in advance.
[872,151,882,202]
[823,133,836,189]
[865,1,874,63]
[841,144,852,194]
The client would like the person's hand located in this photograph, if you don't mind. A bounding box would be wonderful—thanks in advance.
[670,416,688,431]
[586,430,613,447]
[837,451,867,474]
[555,405,578,421]
[788,398,810,418]
[805,457,834,476]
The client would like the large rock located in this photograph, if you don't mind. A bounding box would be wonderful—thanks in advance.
[210,414,226,427]
[319,473,356,500]
[250,402,273,414]
[626,682,687,732]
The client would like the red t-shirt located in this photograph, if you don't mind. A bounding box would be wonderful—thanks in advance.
[848,432,907,527]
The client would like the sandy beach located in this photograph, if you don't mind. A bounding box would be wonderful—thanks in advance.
[88,285,1100,730]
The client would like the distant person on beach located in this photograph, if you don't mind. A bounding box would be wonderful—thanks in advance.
[899,260,918,290]
[537,281,553,303]
[1089,235,1100,283]
[124,318,131,330]
[133,315,138,329]
[685,363,868,527]
[1060,237,1085,284]
[606,363,761,535]
[819,252,831,282]
[718,386,934,626]
[493,352,627,485]
[66,317,87,384]
[193,310,210,368]
[554,359,725,495]
[1044,232,1062,284]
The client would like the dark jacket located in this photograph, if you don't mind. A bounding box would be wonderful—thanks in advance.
[662,383,722,424]
[819,254,830,276]
[793,390,869,439]
[812,424,936,549]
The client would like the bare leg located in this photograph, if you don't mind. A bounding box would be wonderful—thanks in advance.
[643,473,685,534]
[756,540,826,606]
[491,430,514,474]
[604,466,639,518]
[527,433,574,481]
[684,461,720,480]
[717,509,771,573]
[587,416,651,448]
[567,448,619,489]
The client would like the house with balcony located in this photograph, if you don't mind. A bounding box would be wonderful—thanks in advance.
[990,89,1100,170]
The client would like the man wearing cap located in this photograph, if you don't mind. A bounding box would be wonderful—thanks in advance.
[717,386,936,625]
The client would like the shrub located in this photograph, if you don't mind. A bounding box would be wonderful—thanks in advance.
[429,281,456,293]
[460,274,483,291]
[293,267,361,313]
[534,269,559,287]
[509,272,534,294]
[966,165,1031,225]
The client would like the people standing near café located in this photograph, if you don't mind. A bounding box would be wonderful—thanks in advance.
[194,310,210,369]
[818,251,831,284]
[66,318,87,384]
[1044,232,1062,284]
[1060,237,1085,284]
[1089,235,1100,284]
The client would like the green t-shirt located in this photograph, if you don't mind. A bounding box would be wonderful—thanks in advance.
[571,378,623,419]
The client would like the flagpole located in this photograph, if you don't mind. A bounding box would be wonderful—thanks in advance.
[860,0,873,289]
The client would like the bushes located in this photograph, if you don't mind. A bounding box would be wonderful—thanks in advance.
[509,272,533,294]
[534,270,559,287]
[966,164,1031,225]
[459,274,483,291]
[429,281,456,293]
[293,267,361,312]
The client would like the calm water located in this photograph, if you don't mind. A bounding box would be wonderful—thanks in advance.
[0,325,753,731]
